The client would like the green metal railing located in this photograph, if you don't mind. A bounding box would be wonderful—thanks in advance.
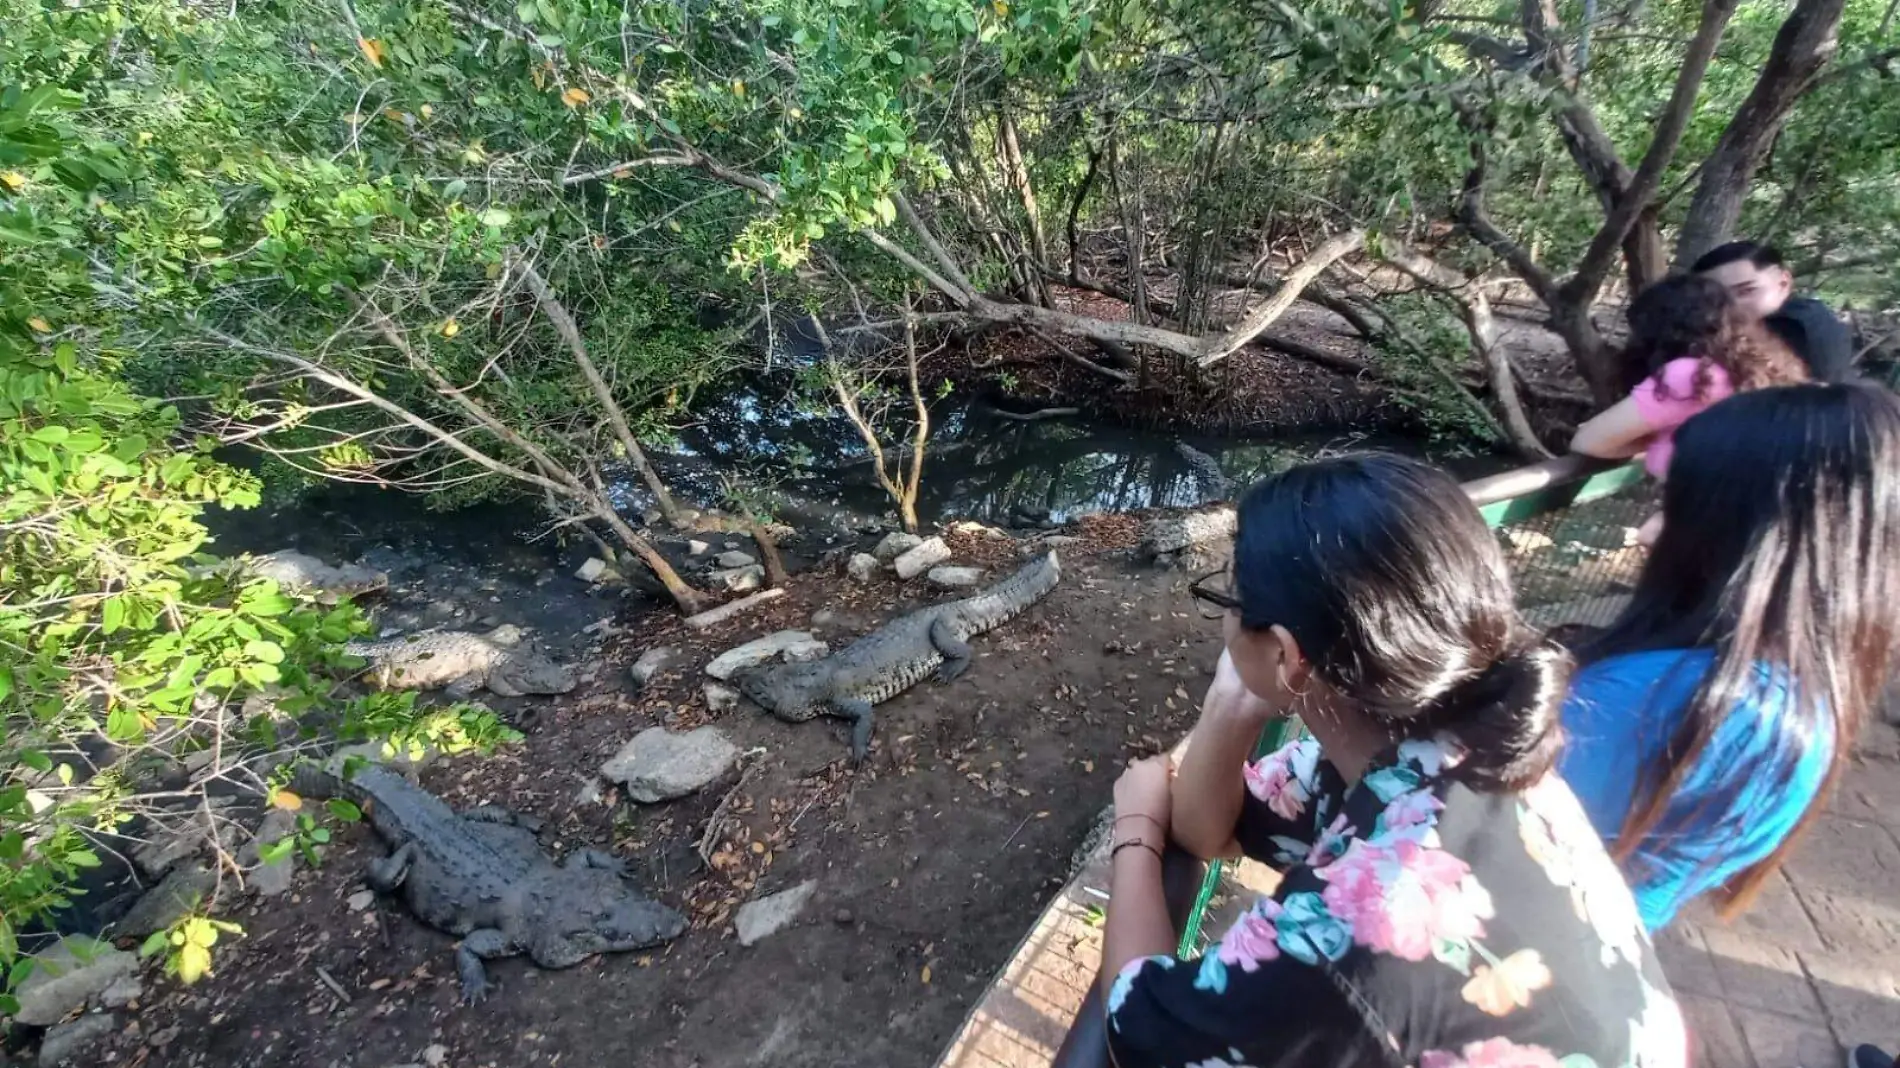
[1175,456,1647,956]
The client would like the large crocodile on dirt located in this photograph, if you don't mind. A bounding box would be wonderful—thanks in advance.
[346,624,576,697]
[735,551,1061,758]
[294,758,685,1003]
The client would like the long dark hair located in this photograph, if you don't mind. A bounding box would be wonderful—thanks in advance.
[1233,454,1571,791]
[1581,383,1900,913]
[1618,275,1806,396]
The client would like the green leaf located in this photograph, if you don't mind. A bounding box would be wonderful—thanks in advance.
[0,665,12,703]
[139,931,169,958]
[100,597,126,634]
[244,639,285,664]
[258,837,297,865]
[479,208,511,227]
[104,705,143,742]
[30,425,68,443]
[325,798,363,822]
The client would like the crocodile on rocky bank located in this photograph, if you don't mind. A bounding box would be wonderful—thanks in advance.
[294,758,685,1003]
[346,624,576,697]
[736,551,1061,757]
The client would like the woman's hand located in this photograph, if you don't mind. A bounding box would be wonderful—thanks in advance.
[1114,754,1174,841]
[1204,647,1281,725]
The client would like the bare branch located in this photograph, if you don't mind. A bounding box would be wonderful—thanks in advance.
[512,254,681,522]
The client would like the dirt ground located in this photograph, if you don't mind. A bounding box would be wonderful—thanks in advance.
[119,531,1221,1068]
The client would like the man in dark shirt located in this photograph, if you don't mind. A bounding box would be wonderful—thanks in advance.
[1692,240,1855,382]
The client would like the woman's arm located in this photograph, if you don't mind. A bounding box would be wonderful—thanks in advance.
[1570,396,1653,459]
[1170,650,1278,860]
[1101,757,1178,998]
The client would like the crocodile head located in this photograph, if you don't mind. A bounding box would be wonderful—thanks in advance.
[565,888,688,952]
[732,661,827,717]
[491,652,578,696]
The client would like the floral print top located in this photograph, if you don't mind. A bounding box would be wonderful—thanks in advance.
[1106,736,1686,1068]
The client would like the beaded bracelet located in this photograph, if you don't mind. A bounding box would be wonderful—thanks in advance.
[1111,839,1163,862]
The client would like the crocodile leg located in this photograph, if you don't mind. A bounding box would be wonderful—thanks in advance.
[444,675,484,700]
[561,848,626,875]
[462,805,545,833]
[366,841,418,893]
[831,697,876,761]
[485,671,525,698]
[929,617,974,683]
[456,928,517,1005]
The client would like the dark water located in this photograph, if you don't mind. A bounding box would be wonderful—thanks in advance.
[208,369,1486,587]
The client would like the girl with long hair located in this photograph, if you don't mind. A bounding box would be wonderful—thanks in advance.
[1560,384,1900,930]
[1098,455,1683,1068]
[1573,274,1806,494]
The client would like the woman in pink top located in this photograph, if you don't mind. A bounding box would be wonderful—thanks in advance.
[1572,276,1806,540]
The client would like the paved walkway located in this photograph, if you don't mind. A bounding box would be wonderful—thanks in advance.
[934,720,1900,1068]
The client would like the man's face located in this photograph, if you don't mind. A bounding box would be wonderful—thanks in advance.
[1700,260,1793,320]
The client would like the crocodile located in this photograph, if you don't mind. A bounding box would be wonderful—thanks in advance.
[245,550,388,604]
[295,758,685,1003]
[346,624,576,697]
[735,551,1061,758]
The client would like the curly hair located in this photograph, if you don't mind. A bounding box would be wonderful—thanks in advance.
[1617,275,1807,399]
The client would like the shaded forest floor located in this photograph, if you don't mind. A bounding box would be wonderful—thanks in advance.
[929,285,1591,442]
[121,529,1221,1068]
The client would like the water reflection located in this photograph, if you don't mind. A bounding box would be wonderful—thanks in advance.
[658,374,1396,528]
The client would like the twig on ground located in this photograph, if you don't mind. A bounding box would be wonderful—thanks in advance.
[314,966,352,1003]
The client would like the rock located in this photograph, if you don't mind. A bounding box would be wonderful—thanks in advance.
[239,808,300,897]
[1042,535,1083,546]
[705,630,823,680]
[893,537,952,580]
[1138,507,1236,559]
[38,1012,117,1066]
[833,908,855,926]
[133,797,238,877]
[422,1045,449,1068]
[872,532,923,564]
[574,777,607,806]
[926,565,985,590]
[714,550,757,569]
[600,726,739,803]
[629,646,680,689]
[99,975,141,1009]
[348,889,376,912]
[575,557,608,583]
[12,938,136,1026]
[687,540,711,556]
[845,553,880,582]
[735,880,818,946]
[703,682,740,714]
[709,564,764,593]
[115,863,219,938]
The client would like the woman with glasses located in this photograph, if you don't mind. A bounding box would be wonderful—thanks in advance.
[1096,454,1683,1068]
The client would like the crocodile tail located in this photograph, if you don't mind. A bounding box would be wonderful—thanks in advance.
[949,551,1061,635]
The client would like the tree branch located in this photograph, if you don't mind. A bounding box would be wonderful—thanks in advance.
[512,254,681,522]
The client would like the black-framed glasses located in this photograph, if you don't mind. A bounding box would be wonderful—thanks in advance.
[1188,568,1240,620]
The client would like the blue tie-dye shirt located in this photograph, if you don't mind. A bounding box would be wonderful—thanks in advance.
[1559,649,1831,930]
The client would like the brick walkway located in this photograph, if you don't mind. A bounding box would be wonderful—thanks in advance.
[935,721,1900,1068]
[1664,719,1900,1068]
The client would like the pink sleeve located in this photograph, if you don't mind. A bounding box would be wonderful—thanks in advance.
[1630,358,1733,432]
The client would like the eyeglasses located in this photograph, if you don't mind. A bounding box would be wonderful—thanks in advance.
[1188,568,1241,620]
